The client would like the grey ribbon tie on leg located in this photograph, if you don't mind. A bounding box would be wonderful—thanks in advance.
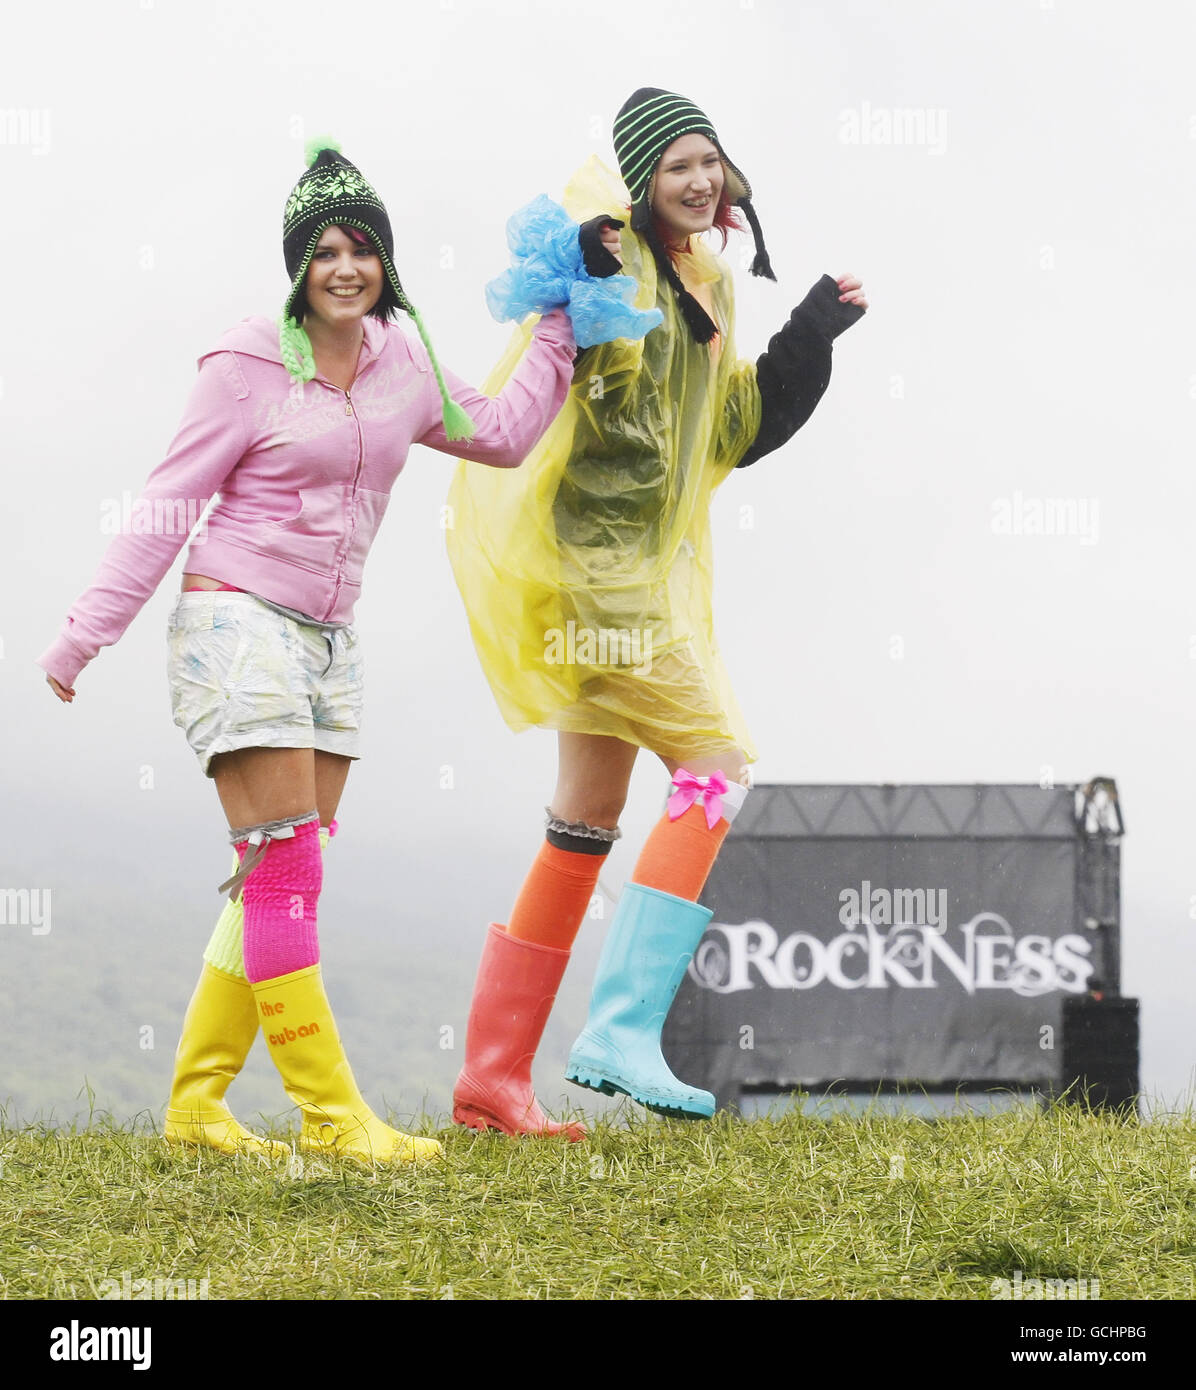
[218,839,269,901]
[218,809,320,900]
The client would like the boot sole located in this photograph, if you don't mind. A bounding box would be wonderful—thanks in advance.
[163,1111,289,1159]
[299,1129,444,1165]
[453,1104,586,1141]
[163,1131,289,1159]
[565,1063,715,1120]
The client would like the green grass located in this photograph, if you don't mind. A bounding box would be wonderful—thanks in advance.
[2,1101,1194,1300]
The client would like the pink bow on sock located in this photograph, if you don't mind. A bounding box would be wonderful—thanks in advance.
[667,770,729,829]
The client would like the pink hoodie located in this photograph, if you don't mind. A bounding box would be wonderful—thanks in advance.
[37,309,575,688]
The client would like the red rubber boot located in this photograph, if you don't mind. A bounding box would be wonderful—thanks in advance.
[453,924,586,1141]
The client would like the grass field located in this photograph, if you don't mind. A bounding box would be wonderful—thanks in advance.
[3,1100,1194,1302]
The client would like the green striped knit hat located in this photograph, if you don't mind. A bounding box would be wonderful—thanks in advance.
[280,139,474,442]
[613,88,775,343]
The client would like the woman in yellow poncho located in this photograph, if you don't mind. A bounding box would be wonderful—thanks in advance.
[447,89,867,1136]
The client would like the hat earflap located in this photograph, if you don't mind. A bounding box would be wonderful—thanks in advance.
[407,303,476,443]
[278,315,316,382]
[739,197,776,281]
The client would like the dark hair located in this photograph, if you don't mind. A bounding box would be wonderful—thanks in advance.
[292,223,399,324]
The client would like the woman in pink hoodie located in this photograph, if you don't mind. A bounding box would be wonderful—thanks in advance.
[37,140,580,1165]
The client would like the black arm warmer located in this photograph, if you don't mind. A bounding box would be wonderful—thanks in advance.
[736,273,866,468]
[577,215,625,279]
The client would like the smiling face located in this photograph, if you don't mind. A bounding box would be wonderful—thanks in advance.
[301,224,384,329]
[649,133,726,246]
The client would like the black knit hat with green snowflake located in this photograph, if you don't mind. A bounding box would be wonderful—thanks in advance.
[280,139,474,442]
[613,89,775,344]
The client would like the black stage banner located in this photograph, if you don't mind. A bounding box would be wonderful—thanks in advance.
[663,783,1123,1106]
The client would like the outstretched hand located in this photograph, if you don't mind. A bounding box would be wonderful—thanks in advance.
[837,272,868,309]
[46,674,75,703]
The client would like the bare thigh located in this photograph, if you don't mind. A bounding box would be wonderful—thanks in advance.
[658,747,751,789]
[210,747,352,830]
[550,734,750,830]
[552,732,639,828]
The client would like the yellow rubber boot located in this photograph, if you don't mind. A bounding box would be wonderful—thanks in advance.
[253,965,443,1166]
[165,826,334,1156]
[165,962,289,1158]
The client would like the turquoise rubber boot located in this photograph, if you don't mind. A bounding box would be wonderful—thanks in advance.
[565,882,716,1118]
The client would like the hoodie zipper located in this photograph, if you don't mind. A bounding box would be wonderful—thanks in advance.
[326,379,366,615]
[342,385,364,484]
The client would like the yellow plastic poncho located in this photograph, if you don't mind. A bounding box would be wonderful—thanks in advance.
[446,157,762,763]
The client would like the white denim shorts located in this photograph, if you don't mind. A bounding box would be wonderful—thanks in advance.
[166,591,364,777]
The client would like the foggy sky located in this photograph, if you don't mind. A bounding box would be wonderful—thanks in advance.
[2,0,1193,1114]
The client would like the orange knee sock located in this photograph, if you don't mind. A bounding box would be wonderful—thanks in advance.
[631,803,730,902]
[507,841,606,950]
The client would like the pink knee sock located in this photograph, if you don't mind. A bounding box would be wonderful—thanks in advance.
[240,818,322,983]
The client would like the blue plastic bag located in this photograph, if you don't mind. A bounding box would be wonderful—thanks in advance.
[486,195,662,348]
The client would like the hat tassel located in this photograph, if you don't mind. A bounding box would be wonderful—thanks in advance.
[278,315,316,383]
[407,304,476,443]
[740,199,776,281]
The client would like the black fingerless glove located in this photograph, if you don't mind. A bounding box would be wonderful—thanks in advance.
[577,215,625,279]
[736,273,865,468]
